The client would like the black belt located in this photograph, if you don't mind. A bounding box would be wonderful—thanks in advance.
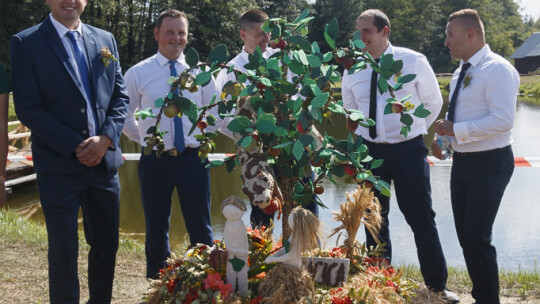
[453,145,511,157]
[366,135,423,145]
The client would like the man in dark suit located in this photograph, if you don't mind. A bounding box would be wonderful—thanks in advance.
[10,0,128,303]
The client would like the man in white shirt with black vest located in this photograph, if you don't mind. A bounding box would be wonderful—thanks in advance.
[122,9,219,279]
[342,9,458,303]
[433,9,519,304]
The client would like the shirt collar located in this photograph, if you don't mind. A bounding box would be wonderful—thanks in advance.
[463,44,490,68]
[382,42,394,56]
[49,13,83,38]
[156,51,186,67]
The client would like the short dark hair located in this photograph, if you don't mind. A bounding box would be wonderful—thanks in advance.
[156,9,188,29]
[448,9,484,36]
[240,9,268,31]
[358,9,391,37]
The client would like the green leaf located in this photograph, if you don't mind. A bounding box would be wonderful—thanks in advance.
[259,77,272,87]
[400,113,413,126]
[273,142,293,149]
[327,102,346,114]
[294,50,309,66]
[397,74,416,84]
[400,125,409,137]
[167,76,176,85]
[325,17,339,40]
[207,114,216,126]
[255,120,277,134]
[391,60,403,74]
[290,35,311,51]
[237,73,247,84]
[299,134,314,147]
[377,76,388,94]
[194,72,211,86]
[289,60,306,75]
[380,53,393,71]
[293,8,310,23]
[273,127,288,137]
[311,42,320,54]
[208,44,228,64]
[350,111,365,121]
[146,126,156,134]
[306,55,322,68]
[311,92,329,109]
[384,103,393,114]
[413,104,431,118]
[293,140,305,161]
[154,97,164,108]
[185,47,199,68]
[178,97,198,123]
[322,52,333,63]
[324,31,335,49]
[238,136,253,148]
[371,159,384,170]
[167,91,173,100]
[227,116,251,133]
[225,158,236,173]
[352,31,365,49]
[380,187,391,197]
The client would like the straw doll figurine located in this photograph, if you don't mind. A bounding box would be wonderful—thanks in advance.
[221,196,249,296]
[265,206,322,268]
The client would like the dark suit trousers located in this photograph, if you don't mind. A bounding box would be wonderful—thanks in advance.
[363,136,448,291]
[451,146,514,304]
[138,148,213,278]
[37,167,120,304]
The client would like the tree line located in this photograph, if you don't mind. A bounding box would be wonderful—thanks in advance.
[1,0,538,76]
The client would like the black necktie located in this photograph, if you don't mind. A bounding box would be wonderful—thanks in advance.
[447,62,471,122]
[369,58,380,139]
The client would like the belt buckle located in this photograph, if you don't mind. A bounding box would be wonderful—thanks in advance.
[168,148,179,156]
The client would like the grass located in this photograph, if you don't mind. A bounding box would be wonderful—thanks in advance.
[2,208,539,303]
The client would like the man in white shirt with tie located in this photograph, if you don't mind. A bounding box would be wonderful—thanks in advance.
[122,9,219,279]
[342,9,458,303]
[216,9,318,229]
[433,9,519,304]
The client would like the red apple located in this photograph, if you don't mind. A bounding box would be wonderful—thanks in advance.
[270,40,278,49]
[277,39,287,50]
[344,164,357,176]
[314,185,324,195]
[343,57,356,70]
[197,120,208,130]
[269,147,281,157]
[311,158,323,167]
[346,117,358,132]
[257,82,266,90]
[391,102,404,114]
[296,121,305,134]
[262,198,280,215]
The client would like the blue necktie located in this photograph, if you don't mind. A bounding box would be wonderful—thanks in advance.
[66,31,94,109]
[169,60,185,153]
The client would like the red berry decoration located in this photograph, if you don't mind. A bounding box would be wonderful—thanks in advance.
[197,120,208,130]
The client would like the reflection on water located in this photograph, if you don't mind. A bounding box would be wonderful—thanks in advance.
[8,97,540,270]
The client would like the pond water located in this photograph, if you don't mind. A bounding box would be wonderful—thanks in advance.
[8,97,540,271]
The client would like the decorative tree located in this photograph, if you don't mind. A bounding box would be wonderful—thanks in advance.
[136,10,430,239]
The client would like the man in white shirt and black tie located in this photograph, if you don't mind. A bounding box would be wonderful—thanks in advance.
[342,9,458,303]
[433,9,519,304]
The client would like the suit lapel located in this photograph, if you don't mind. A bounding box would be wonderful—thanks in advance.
[81,24,100,106]
[42,16,86,99]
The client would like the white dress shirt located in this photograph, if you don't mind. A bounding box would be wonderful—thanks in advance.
[50,14,96,136]
[123,52,219,150]
[342,43,442,144]
[449,45,520,152]
[215,47,278,138]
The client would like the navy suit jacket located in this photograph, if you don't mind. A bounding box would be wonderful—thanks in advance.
[11,16,128,174]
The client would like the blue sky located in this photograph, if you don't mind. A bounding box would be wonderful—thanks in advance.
[515,0,539,21]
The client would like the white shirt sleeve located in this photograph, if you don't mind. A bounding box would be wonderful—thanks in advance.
[453,63,518,144]
[341,73,358,111]
[415,56,443,128]
[122,67,142,144]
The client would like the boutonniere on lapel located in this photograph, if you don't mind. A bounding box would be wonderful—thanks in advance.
[463,73,472,88]
[100,46,117,68]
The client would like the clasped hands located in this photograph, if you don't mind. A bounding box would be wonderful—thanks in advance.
[431,119,454,160]
[75,135,112,167]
